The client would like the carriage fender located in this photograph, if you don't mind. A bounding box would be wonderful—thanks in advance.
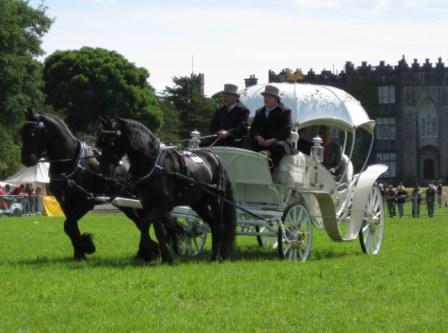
[301,163,387,242]
[347,164,388,240]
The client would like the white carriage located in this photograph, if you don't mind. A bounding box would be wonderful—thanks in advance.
[112,83,388,261]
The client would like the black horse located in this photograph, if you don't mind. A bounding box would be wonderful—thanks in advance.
[97,118,236,263]
[20,110,176,261]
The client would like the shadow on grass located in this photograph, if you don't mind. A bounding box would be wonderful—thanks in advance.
[7,245,361,268]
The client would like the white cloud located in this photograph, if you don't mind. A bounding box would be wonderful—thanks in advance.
[292,0,346,8]
[373,0,390,11]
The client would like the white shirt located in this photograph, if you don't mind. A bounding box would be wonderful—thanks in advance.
[227,103,237,112]
[265,103,278,117]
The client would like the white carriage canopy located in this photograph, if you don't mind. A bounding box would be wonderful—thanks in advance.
[239,83,375,133]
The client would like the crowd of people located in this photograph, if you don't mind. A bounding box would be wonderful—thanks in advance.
[379,180,443,218]
[0,183,43,215]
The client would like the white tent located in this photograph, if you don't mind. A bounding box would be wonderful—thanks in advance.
[3,162,50,185]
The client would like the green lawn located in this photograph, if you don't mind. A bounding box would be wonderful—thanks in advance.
[0,210,447,332]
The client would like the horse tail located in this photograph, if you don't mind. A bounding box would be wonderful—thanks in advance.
[220,167,237,259]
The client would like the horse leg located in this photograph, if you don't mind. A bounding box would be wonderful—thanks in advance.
[120,207,159,260]
[193,202,222,262]
[152,214,173,264]
[63,204,94,260]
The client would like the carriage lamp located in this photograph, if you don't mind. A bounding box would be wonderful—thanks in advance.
[311,136,324,163]
[190,129,201,149]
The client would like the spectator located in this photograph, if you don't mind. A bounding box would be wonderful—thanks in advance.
[11,184,25,196]
[385,185,397,218]
[378,183,385,198]
[426,182,436,218]
[4,184,11,195]
[35,186,42,214]
[396,185,408,218]
[0,186,7,210]
[411,184,422,218]
[436,180,443,208]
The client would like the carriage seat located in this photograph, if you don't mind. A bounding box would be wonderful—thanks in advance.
[272,152,306,186]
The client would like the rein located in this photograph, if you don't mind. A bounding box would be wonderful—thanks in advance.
[50,141,86,182]
[128,142,167,186]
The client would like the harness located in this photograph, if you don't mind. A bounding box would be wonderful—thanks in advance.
[49,141,101,200]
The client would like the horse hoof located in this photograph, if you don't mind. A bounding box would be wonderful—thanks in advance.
[161,257,174,265]
[211,255,223,262]
[134,252,155,262]
[74,254,87,261]
[80,233,96,254]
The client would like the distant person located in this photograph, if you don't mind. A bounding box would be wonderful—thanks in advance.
[35,186,42,214]
[378,183,385,198]
[25,183,34,214]
[385,185,397,218]
[436,180,443,208]
[208,83,250,147]
[297,128,312,155]
[0,186,6,210]
[11,184,25,196]
[426,182,436,218]
[250,85,293,171]
[396,185,408,218]
[319,126,342,175]
[411,184,422,218]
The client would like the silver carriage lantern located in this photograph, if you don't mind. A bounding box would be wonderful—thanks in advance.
[189,129,201,148]
[311,136,324,163]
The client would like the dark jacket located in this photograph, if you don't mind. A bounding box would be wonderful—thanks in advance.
[297,138,312,155]
[386,189,396,203]
[396,190,408,203]
[208,101,249,146]
[426,187,436,203]
[250,104,292,142]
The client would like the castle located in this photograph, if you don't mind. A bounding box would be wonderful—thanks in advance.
[245,57,448,183]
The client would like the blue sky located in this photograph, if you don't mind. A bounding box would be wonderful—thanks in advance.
[30,0,448,95]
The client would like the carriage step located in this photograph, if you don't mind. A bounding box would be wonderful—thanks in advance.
[237,220,275,227]
[237,231,277,237]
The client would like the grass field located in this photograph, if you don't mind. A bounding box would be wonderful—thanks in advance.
[0,208,447,332]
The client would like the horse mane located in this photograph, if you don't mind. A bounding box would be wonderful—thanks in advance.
[38,113,78,142]
[118,118,158,151]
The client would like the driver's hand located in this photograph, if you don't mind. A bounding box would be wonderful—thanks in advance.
[265,138,276,146]
[218,130,229,138]
[255,135,266,146]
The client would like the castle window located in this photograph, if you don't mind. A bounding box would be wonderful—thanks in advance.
[378,86,396,104]
[377,152,397,177]
[419,100,438,138]
[376,118,396,140]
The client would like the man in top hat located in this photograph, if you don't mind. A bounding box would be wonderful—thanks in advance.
[208,84,249,147]
[319,125,342,174]
[250,85,292,171]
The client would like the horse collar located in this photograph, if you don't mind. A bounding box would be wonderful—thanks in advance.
[130,143,166,186]
[50,141,86,182]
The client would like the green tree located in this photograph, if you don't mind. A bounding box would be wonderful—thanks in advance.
[157,100,181,142]
[0,0,52,178]
[43,47,163,134]
[163,75,216,138]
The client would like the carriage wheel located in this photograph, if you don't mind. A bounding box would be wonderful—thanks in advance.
[256,225,278,249]
[278,203,313,261]
[176,217,208,257]
[359,187,385,255]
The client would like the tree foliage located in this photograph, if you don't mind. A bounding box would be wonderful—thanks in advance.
[163,75,216,138]
[43,47,163,134]
[0,0,52,178]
